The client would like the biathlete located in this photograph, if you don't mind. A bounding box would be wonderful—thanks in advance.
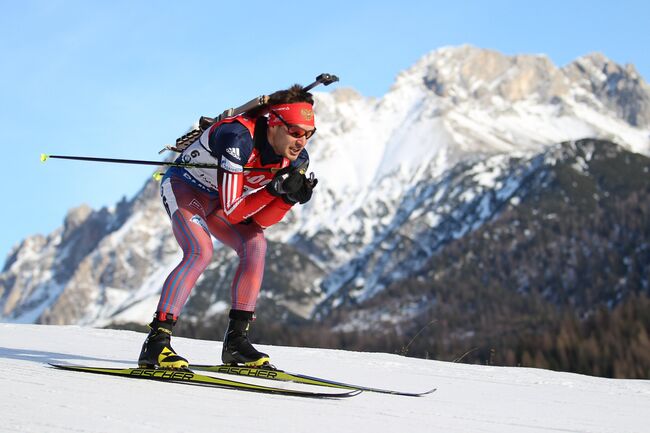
[138,84,318,369]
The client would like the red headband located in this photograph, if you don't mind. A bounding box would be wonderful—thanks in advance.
[268,102,315,127]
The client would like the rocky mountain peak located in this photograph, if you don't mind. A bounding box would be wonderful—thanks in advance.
[391,45,650,129]
[329,87,366,103]
[564,52,650,127]
[398,44,569,103]
[62,204,93,240]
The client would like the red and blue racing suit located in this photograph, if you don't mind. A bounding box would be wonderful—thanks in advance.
[157,115,308,317]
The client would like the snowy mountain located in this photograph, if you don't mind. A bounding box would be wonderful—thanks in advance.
[1,45,649,348]
[318,138,649,374]
[1,324,648,433]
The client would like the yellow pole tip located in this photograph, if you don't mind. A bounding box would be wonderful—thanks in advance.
[152,172,164,181]
[40,153,49,162]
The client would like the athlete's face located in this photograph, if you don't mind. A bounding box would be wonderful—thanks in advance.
[267,122,315,161]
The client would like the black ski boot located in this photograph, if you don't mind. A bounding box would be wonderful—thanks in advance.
[222,309,270,367]
[138,312,189,370]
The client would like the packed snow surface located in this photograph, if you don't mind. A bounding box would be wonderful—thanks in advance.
[1,324,648,433]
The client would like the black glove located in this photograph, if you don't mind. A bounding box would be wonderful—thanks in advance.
[266,167,304,197]
[284,173,318,205]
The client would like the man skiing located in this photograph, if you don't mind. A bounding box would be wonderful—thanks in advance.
[138,84,318,370]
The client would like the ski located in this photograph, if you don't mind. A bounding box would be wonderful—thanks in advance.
[48,364,361,398]
[190,364,436,397]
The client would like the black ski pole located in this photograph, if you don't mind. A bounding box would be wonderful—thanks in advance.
[40,154,281,172]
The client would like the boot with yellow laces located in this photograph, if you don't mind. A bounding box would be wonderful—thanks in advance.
[138,312,189,370]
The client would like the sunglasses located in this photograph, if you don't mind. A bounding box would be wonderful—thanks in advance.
[270,110,317,140]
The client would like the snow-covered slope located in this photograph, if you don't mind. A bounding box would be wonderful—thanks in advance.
[1,45,650,327]
[1,324,648,433]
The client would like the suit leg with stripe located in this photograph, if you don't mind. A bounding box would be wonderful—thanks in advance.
[157,177,217,316]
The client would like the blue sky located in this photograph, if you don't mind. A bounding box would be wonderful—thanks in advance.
[1,0,649,264]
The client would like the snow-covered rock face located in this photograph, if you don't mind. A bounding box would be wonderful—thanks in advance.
[566,53,650,127]
[1,45,649,326]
